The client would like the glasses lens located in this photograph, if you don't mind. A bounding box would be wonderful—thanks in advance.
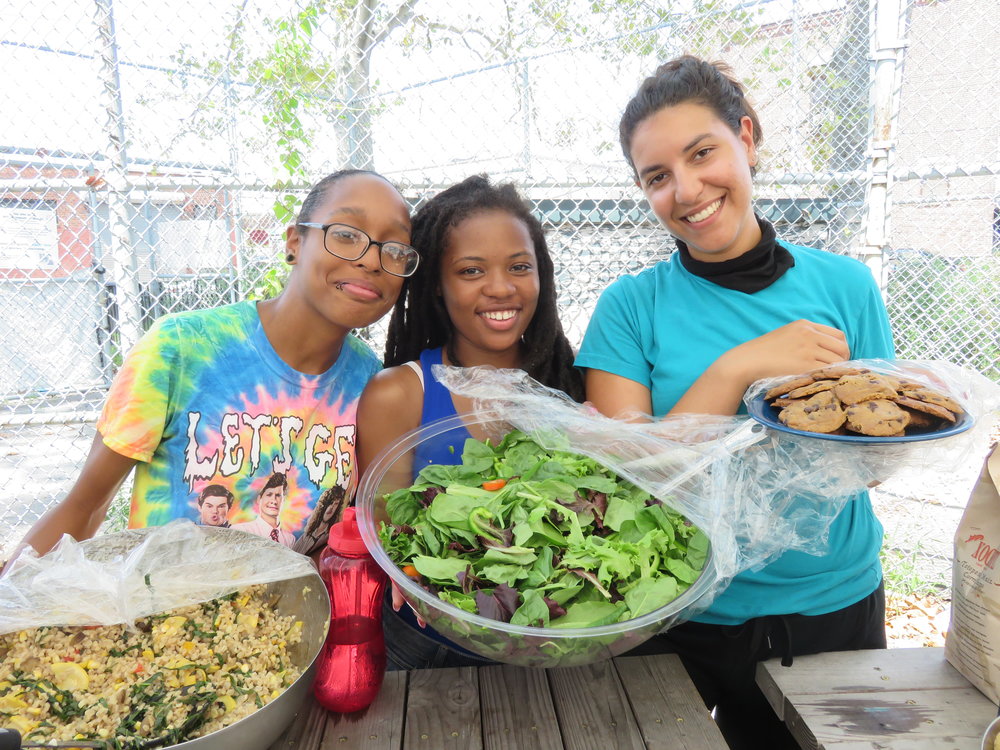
[324,224,367,260]
[380,243,419,277]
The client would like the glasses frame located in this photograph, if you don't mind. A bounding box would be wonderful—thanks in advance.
[296,222,420,278]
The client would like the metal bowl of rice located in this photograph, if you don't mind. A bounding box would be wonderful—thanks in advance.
[0,525,330,750]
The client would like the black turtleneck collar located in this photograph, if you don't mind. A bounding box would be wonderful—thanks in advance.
[675,216,795,293]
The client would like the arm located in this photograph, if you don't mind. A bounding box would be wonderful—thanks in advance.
[356,365,423,482]
[585,369,653,421]
[586,319,851,418]
[669,319,851,415]
[15,431,138,558]
[356,366,425,623]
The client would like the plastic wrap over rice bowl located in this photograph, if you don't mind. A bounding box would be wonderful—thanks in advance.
[0,525,329,750]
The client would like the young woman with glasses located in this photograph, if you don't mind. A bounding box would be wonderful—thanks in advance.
[17,169,414,560]
[356,174,583,669]
[575,56,895,749]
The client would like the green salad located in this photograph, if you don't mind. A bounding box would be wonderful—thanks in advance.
[378,429,709,629]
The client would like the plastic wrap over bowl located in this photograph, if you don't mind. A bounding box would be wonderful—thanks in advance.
[355,413,715,669]
[0,526,330,750]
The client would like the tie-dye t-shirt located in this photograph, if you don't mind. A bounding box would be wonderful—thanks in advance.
[96,301,380,555]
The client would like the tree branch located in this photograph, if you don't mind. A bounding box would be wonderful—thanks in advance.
[373,0,422,46]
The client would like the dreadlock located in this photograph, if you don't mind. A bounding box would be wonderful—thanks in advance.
[383,174,584,402]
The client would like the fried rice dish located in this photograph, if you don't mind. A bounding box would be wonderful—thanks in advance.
[0,584,303,749]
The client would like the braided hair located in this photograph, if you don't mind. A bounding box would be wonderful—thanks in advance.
[383,174,584,402]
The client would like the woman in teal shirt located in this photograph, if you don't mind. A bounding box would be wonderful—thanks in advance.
[576,55,894,749]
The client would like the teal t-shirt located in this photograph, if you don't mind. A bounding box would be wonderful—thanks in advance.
[576,242,895,625]
[97,301,381,555]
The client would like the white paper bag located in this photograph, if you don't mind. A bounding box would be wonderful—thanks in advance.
[945,444,1000,703]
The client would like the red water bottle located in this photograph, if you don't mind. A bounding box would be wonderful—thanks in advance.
[313,506,388,713]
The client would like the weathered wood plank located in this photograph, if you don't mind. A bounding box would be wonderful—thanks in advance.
[320,669,408,749]
[547,659,646,750]
[403,666,482,750]
[614,654,728,750]
[760,647,973,699]
[479,664,564,750]
[756,654,793,720]
[757,648,997,750]
[794,687,995,750]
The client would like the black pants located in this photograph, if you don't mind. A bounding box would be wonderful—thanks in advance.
[382,595,497,671]
[625,583,886,750]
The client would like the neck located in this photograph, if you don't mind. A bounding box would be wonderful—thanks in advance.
[256,296,349,374]
[445,342,522,371]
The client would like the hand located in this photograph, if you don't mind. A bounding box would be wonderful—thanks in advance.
[391,581,426,628]
[721,319,851,387]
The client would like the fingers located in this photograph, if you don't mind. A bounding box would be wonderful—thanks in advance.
[391,581,426,628]
[785,320,850,363]
[730,320,853,384]
[813,329,851,361]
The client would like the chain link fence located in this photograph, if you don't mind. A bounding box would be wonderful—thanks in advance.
[2,0,998,592]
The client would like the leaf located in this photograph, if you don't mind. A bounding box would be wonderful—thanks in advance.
[623,578,679,618]
[604,495,637,531]
[665,557,700,585]
[549,600,623,629]
[476,583,520,622]
[461,438,497,473]
[477,562,531,587]
[385,489,421,525]
[412,555,468,584]
[481,545,537,566]
[510,589,551,627]
[438,589,477,614]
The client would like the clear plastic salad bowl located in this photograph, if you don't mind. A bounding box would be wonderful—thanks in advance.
[355,413,716,668]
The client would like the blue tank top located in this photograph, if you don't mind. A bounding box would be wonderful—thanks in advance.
[398,347,481,657]
[411,347,474,474]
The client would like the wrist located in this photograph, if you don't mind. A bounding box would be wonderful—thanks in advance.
[711,350,754,390]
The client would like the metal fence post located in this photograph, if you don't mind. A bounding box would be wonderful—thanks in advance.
[862,0,908,290]
[94,0,143,358]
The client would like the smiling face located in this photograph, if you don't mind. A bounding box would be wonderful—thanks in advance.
[285,173,410,332]
[630,101,760,263]
[440,210,540,367]
[257,484,285,526]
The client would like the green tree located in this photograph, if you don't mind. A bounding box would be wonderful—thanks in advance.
[169,0,751,214]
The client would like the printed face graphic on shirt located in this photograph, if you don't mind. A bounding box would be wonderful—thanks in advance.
[257,484,285,526]
[198,495,231,526]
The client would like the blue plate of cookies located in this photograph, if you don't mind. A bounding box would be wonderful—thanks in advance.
[746,367,974,444]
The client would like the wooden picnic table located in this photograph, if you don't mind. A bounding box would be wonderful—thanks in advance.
[267,653,727,750]
[757,646,997,749]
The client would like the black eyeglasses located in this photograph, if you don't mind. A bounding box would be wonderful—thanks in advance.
[297,222,420,278]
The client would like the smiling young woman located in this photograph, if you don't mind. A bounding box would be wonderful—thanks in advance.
[576,56,896,749]
[16,169,412,562]
[356,174,583,671]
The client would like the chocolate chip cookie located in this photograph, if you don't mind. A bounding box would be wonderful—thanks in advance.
[844,399,911,436]
[778,391,847,433]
